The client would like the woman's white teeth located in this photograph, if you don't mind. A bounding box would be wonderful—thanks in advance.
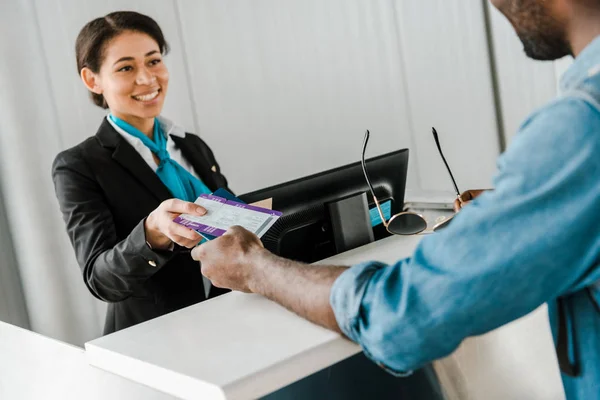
[133,91,159,101]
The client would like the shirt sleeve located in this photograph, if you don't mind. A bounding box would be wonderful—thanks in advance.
[330,97,600,374]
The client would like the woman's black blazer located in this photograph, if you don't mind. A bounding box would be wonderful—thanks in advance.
[52,118,231,334]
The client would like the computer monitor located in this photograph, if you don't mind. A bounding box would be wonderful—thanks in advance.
[239,148,409,263]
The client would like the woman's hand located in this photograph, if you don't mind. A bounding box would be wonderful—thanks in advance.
[144,199,206,250]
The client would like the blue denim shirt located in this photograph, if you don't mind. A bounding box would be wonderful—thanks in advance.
[331,37,600,399]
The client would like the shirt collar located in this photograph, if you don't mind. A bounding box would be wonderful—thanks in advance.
[105,115,187,138]
[156,116,186,138]
[560,35,600,92]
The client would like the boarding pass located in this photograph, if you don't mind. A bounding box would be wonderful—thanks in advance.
[173,194,282,239]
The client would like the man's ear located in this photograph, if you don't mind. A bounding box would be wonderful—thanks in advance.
[80,67,102,95]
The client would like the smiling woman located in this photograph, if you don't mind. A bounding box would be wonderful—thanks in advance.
[51,11,232,335]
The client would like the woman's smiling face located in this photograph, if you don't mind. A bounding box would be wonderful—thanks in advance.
[83,30,169,123]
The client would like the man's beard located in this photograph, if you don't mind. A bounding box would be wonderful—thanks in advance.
[516,27,572,60]
[503,0,572,60]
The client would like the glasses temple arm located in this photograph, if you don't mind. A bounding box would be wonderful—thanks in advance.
[362,130,388,227]
[432,127,461,197]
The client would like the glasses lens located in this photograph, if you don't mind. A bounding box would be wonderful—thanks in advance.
[388,213,427,235]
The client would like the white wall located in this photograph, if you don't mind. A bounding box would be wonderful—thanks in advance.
[0,0,501,344]
[0,0,106,344]
[176,0,500,193]
[0,184,29,329]
[28,0,501,194]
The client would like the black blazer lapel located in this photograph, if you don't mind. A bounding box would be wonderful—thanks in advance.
[171,134,218,191]
[95,118,173,202]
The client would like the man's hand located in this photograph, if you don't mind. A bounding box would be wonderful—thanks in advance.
[191,226,265,293]
[453,189,490,212]
[192,226,346,333]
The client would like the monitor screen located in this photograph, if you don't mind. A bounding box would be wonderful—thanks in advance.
[239,148,409,263]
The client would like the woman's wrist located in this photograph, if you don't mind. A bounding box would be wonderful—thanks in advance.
[144,214,172,250]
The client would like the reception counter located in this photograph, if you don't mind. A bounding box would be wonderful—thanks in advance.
[84,234,565,399]
[0,321,176,399]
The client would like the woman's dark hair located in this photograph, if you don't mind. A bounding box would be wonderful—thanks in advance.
[75,11,169,109]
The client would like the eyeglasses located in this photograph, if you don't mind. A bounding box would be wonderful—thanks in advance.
[431,127,462,232]
[361,128,461,235]
[361,130,428,235]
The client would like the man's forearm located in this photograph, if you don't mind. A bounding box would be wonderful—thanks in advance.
[249,250,348,334]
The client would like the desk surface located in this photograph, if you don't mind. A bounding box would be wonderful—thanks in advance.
[85,235,423,400]
[0,321,176,400]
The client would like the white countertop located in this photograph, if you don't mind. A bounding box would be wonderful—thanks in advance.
[0,321,177,400]
[85,235,423,400]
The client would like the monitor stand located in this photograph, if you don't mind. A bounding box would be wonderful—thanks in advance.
[326,191,375,253]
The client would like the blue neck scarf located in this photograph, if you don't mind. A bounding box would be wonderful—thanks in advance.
[109,115,211,202]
